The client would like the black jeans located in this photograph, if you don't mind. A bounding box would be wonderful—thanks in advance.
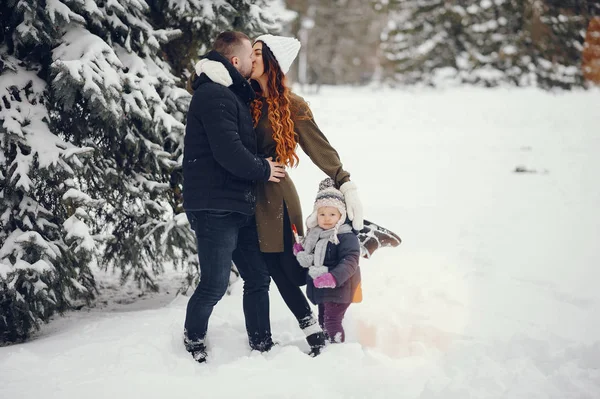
[184,210,273,351]
[263,205,313,328]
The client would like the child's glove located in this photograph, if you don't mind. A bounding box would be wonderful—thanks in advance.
[308,265,328,279]
[296,251,313,268]
[313,273,336,289]
[293,242,304,256]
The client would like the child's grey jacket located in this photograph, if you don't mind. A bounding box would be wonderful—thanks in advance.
[306,231,361,305]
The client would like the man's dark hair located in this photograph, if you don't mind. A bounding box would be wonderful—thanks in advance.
[186,31,251,93]
[213,31,250,59]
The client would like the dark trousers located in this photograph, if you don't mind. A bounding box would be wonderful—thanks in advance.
[184,210,273,351]
[318,302,351,343]
[263,204,313,328]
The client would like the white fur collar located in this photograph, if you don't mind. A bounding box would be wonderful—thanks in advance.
[194,59,233,87]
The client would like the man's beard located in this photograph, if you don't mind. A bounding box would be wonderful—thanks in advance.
[241,65,252,80]
[243,70,252,80]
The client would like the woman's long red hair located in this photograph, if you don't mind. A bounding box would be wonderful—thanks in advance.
[250,43,305,168]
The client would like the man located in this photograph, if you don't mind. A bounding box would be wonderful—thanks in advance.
[183,31,285,363]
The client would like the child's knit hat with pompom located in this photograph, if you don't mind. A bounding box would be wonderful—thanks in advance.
[305,178,347,235]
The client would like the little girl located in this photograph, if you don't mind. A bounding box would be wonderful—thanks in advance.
[294,178,362,346]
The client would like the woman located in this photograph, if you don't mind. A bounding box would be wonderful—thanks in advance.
[249,34,364,356]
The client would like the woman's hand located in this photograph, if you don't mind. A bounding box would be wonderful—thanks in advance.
[340,181,364,230]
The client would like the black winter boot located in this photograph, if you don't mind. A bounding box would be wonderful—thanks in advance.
[184,333,207,363]
[300,315,326,357]
[250,337,276,353]
[191,346,208,363]
[306,332,327,357]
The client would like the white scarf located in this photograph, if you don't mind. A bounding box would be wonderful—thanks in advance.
[302,224,353,279]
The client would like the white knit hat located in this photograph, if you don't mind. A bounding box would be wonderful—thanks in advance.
[306,178,347,233]
[254,34,301,74]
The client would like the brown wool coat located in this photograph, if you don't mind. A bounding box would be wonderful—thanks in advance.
[255,93,350,253]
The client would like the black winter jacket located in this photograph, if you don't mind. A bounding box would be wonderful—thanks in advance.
[183,50,270,214]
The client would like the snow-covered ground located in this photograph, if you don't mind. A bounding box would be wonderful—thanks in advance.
[2,86,600,398]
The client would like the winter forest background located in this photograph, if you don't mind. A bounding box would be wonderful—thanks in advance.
[1,0,599,344]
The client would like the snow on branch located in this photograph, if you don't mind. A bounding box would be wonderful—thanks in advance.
[9,147,33,192]
[15,231,59,259]
[166,0,230,19]
[62,188,104,208]
[51,27,123,122]
[0,262,12,279]
[63,212,97,253]
[19,259,56,275]
[45,0,86,25]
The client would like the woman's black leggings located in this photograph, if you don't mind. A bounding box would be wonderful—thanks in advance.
[262,204,313,326]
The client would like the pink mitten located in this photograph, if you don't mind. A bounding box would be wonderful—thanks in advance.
[293,242,304,256]
[313,273,336,289]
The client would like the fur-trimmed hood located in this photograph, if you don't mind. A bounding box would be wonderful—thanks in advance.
[194,58,233,87]
[190,50,255,104]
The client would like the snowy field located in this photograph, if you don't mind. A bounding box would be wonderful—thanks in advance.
[2,86,600,398]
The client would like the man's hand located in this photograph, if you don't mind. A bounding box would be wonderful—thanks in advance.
[266,157,286,182]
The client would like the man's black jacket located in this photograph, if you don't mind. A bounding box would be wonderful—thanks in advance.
[183,50,270,214]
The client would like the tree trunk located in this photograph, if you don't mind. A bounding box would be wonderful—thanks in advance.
[583,16,600,84]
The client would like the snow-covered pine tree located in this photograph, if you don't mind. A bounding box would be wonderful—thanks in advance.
[47,0,197,291]
[457,0,532,87]
[378,0,598,89]
[380,0,535,87]
[534,0,599,89]
[1,0,195,342]
[0,0,99,342]
[380,0,469,86]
